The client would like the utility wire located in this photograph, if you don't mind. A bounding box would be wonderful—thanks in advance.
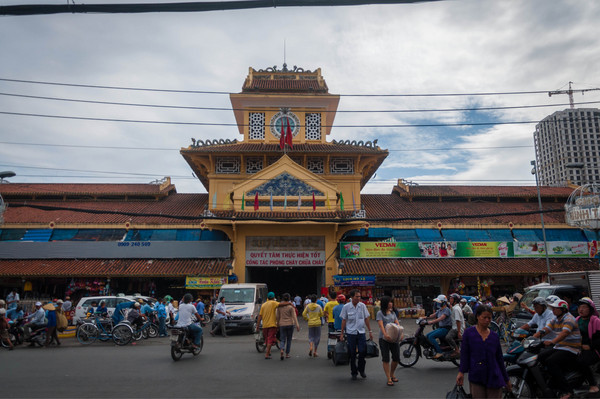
[2,91,598,113]
[0,77,559,97]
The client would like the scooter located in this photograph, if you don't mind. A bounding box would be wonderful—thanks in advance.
[1,318,25,348]
[506,337,588,398]
[398,318,461,368]
[503,327,534,366]
[23,323,47,347]
[169,323,203,361]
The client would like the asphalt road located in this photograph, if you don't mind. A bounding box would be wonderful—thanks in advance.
[0,319,459,398]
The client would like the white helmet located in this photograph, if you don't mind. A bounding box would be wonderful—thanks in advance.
[545,295,560,305]
[547,298,569,311]
[433,294,447,304]
[0,308,6,315]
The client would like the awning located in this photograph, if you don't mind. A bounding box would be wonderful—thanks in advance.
[342,258,600,276]
[0,258,231,278]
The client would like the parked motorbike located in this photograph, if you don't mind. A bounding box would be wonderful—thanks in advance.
[503,327,534,366]
[170,323,203,361]
[1,318,25,348]
[398,318,461,367]
[506,337,588,398]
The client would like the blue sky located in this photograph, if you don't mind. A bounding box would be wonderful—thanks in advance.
[1,0,599,194]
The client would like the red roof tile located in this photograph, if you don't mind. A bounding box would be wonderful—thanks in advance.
[394,185,573,198]
[0,183,175,197]
[342,258,599,276]
[0,258,230,277]
[242,79,328,93]
[181,142,387,154]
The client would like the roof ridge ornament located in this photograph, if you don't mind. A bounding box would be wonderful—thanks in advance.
[332,139,379,148]
[190,138,238,148]
[257,65,313,73]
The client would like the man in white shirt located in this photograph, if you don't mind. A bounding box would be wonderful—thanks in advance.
[210,296,230,337]
[521,296,555,336]
[446,293,465,357]
[176,294,203,348]
[24,301,46,341]
[340,289,373,380]
[6,289,19,310]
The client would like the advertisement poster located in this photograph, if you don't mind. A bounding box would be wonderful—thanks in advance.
[340,242,420,258]
[514,241,589,257]
[340,241,513,258]
[185,276,227,289]
[246,236,326,267]
[333,275,376,287]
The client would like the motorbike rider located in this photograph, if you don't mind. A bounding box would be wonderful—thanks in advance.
[7,304,24,321]
[533,297,581,399]
[176,293,203,349]
[426,294,452,359]
[446,293,464,358]
[575,297,600,394]
[520,296,554,335]
[24,301,46,343]
[0,308,14,350]
[126,302,145,331]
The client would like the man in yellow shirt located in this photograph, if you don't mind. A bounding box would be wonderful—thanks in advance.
[323,292,339,333]
[257,292,279,359]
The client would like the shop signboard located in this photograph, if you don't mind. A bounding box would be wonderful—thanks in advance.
[333,275,376,287]
[376,276,409,286]
[514,241,589,257]
[185,276,227,289]
[340,241,513,258]
[246,236,326,267]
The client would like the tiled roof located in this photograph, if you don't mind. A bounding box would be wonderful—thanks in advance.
[342,258,599,276]
[361,194,567,224]
[242,79,328,93]
[211,210,355,220]
[0,258,230,277]
[395,185,573,198]
[181,142,387,154]
[0,183,175,197]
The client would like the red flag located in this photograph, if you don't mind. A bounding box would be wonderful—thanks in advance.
[254,192,259,211]
[279,119,285,150]
[312,192,316,211]
[285,117,293,149]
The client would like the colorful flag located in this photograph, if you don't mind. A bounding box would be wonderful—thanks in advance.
[297,193,302,210]
[269,192,273,211]
[312,192,316,211]
[340,192,345,211]
[279,119,285,150]
[241,193,245,211]
[212,191,217,209]
[352,191,356,211]
[285,117,293,149]
[326,192,331,210]
[254,192,259,211]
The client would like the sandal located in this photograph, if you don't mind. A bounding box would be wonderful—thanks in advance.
[265,355,272,359]
[286,354,291,358]
[309,350,312,357]
[387,380,394,386]
[391,377,398,382]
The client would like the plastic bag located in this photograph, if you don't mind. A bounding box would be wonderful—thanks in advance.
[446,385,471,399]
[365,339,379,358]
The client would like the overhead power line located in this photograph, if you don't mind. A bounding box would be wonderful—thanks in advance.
[2,91,599,113]
[0,77,557,97]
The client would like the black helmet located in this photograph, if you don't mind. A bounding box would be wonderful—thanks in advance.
[450,293,461,302]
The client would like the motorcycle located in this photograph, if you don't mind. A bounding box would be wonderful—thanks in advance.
[23,323,47,347]
[327,330,341,360]
[1,318,25,348]
[170,323,203,361]
[503,327,534,366]
[506,337,588,398]
[398,318,461,368]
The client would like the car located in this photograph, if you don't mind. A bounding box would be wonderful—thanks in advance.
[511,283,583,328]
[73,296,135,323]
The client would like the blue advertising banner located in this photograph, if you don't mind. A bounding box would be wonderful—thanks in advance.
[333,275,376,287]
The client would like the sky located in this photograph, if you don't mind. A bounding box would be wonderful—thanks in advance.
[1,0,600,194]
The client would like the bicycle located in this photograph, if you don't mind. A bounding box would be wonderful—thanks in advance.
[76,315,114,345]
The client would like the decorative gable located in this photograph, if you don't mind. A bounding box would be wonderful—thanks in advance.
[247,172,323,196]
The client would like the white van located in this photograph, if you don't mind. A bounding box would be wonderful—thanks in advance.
[217,283,268,334]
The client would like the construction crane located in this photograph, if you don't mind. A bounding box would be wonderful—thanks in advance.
[548,81,600,109]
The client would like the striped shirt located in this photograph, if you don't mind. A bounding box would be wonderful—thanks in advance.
[544,312,581,354]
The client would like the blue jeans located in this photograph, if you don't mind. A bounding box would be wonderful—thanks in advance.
[346,333,367,376]
[279,325,294,354]
[426,327,449,354]
[187,323,203,346]
[158,317,167,336]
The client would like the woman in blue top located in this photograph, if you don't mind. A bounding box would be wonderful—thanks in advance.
[456,305,510,399]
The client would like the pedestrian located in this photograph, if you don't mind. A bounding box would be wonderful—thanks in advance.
[575,297,600,394]
[156,297,168,337]
[323,292,339,333]
[55,300,68,334]
[257,291,279,359]
[210,296,230,337]
[533,297,581,399]
[456,305,510,399]
[277,293,300,360]
[0,308,14,350]
[303,294,324,357]
[294,294,303,312]
[62,296,72,313]
[195,297,205,320]
[376,296,401,386]
[44,302,60,347]
[340,289,373,380]
[333,295,345,331]
[6,289,19,310]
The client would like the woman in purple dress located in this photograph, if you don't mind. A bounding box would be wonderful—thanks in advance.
[456,305,511,399]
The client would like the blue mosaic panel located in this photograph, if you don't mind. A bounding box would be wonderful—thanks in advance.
[247,172,324,196]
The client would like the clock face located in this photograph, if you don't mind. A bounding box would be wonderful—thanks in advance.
[270,112,300,138]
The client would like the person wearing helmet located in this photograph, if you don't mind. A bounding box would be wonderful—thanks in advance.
[446,294,465,358]
[534,297,582,399]
[24,301,46,342]
[576,297,600,394]
[176,293,203,349]
[426,294,452,359]
[520,297,554,334]
[323,292,339,333]
[0,307,14,350]
[333,295,346,331]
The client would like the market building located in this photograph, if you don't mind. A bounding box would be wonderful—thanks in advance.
[1,65,599,312]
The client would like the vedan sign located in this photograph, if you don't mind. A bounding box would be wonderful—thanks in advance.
[246,236,326,267]
[340,241,513,258]
[185,276,227,289]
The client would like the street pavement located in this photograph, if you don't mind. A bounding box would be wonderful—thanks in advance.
[0,319,459,398]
